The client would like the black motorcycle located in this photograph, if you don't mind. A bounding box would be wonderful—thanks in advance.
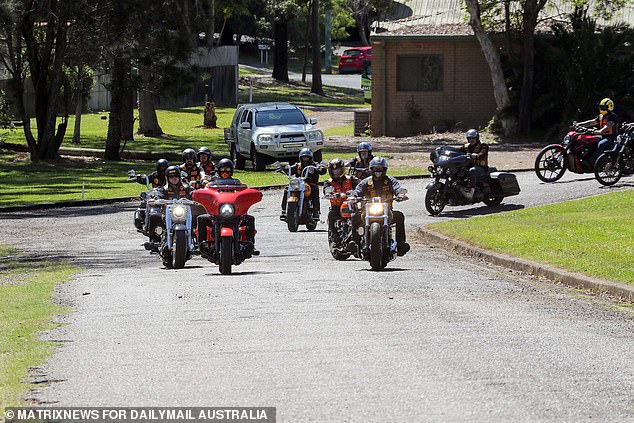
[593,123,634,186]
[425,146,521,216]
[323,187,355,261]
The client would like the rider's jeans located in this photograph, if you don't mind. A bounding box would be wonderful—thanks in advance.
[591,137,615,165]
[469,166,488,189]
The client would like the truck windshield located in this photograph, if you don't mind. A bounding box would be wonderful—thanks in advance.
[255,109,307,127]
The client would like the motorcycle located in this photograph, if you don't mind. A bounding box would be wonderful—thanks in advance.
[192,181,262,275]
[346,190,409,271]
[593,123,634,186]
[534,123,602,182]
[127,170,163,244]
[147,197,200,269]
[425,146,521,216]
[323,187,355,261]
[276,162,322,232]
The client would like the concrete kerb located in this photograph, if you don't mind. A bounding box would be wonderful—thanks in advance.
[417,227,634,303]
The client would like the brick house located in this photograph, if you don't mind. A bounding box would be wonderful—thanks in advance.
[370,0,634,137]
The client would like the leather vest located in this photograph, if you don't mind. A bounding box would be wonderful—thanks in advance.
[327,177,353,207]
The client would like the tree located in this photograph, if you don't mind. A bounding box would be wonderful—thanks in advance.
[347,0,392,46]
[268,0,296,82]
[310,0,324,95]
[0,89,13,130]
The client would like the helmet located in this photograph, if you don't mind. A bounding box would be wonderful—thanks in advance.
[156,159,170,174]
[599,98,614,115]
[197,147,212,161]
[165,165,182,183]
[328,158,345,180]
[466,129,479,142]
[299,148,314,160]
[216,158,235,178]
[182,148,196,162]
[357,142,372,153]
[369,156,388,179]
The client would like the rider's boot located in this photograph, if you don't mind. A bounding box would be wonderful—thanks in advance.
[397,242,410,257]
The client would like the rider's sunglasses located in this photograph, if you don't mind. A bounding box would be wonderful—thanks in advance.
[168,175,180,181]
[467,137,477,141]
[218,167,231,173]
[599,105,609,111]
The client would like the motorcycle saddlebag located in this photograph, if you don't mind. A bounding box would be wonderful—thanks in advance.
[489,172,521,196]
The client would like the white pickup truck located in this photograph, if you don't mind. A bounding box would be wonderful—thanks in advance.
[226,102,325,171]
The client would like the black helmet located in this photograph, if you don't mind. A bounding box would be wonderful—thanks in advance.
[369,156,388,179]
[466,129,479,143]
[165,165,182,181]
[216,158,235,178]
[156,159,170,174]
[197,147,212,160]
[357,142,372,153]
[328,158,345,180]
[182,148,196,161]
[299,148,314,160]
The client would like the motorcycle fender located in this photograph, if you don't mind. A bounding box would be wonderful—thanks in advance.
[173,224,188,231]
[426,181,443,190]
[220,227,233,237]
[287,196,299,203]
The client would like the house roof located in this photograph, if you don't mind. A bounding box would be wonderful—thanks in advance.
[374,0,634,36]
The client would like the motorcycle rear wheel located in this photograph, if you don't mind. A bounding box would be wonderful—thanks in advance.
[535,145,567,182]
[369,222,384,271]
[173,230,187,269]
[594,154,622,186]
[305,217,318,231]
[286,202,299,232]
[425,187,446,216]
[220,236,233,275]
[329,243,351,261]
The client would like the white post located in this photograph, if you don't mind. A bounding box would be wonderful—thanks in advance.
[249,79,253,103]
[81,180,85,200]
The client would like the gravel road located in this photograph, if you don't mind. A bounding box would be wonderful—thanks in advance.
[1,172,633,422]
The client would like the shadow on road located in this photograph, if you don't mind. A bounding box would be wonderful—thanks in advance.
[0,203,132,220]
[437,203,524,218]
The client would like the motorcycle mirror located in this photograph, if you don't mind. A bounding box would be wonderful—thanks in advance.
[324,186,335,195]
[346,190,355,196]
[127,169,136,177]
[399,189,408,195]
[140,192,148,200]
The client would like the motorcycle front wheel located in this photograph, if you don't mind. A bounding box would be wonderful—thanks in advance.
[594,154,622,186]
[219,236,233,275]
[483,197,503,206]
[305,216,318,231]
[369,222,384,271]
[425,187,446,216]
[535,145,567,182]
[173,229,187,269]
[286,202,299,232]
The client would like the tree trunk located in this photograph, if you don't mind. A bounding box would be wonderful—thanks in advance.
[138,72,163,137]
[302,1,313,83]
[464,0,516,136]
[355,13,370,47]
[273,21,289,82]
[105,57,126,160]
[206,0,215,48]
[518,0,546,134]
[310,0,324,96]
[72,77,83,144]
[121,64,135,141]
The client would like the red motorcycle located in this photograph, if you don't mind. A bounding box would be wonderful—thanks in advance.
[535,124,602,182]
[192,181,262,275]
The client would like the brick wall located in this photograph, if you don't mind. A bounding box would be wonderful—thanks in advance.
[371,37,497,136]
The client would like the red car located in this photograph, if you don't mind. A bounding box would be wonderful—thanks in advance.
[338,47,372,74]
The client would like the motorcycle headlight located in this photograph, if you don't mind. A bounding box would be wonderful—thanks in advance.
[289,178,301,190]
[368,203,384,215]
[171,205,187,222]
[563,135,571,146]
[219,203,235,217]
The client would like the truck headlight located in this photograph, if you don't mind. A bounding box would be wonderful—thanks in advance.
[219,203,235,217]
[307,130,323,141]
[258,134,274,143]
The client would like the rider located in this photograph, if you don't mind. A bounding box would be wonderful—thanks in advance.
[575,98,619,165]
[134,159,170,189]
[197,158,257,255]
[280,148,326,219]
[460,129,488,200]
[347,142,374,179]
[323,158,359,243]
[197,147,216,177]
[351,156,410,256]
[180,148,205,187]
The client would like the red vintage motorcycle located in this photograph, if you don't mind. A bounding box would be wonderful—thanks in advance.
[192,180,263,275]
[534,124,602,182]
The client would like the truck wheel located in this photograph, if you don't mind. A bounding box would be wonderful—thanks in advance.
[231,143,246,170]
[251,144,267,171]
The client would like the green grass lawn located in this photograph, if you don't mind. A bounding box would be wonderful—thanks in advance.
[324,123,354,136]
[0,246,76,411]
[428,190,634,285]
[0,150,426,207]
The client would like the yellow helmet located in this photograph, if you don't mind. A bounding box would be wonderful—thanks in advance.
[599,98,614,115]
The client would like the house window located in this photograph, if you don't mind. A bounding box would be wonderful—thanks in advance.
[397,55,443,91]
